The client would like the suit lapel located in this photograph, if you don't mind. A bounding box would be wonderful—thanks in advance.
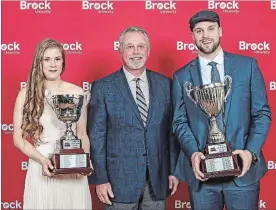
[189,58,203,86]
[223,52,235,126]
[114,68,144,127]
[188,58,209,131]
[146,70,156,127]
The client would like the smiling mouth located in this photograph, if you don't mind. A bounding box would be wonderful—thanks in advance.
[49,70,58,72]
[130,57,142,61]
[202,40,212,45]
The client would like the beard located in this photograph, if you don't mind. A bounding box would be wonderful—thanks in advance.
[126,54,146,70]
[196,39,220,55]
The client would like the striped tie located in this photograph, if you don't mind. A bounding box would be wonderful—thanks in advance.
[135,78,148,126]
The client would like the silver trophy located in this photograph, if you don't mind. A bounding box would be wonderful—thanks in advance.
[184,76,241,178]
[45,90,93,175]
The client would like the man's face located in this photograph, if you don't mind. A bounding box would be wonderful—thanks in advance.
[192,21,222,55]
[120,31,150,71]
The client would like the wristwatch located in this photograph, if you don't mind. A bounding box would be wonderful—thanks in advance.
[249,150,258,163]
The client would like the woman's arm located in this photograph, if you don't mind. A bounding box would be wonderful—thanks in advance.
[13,88,54,177]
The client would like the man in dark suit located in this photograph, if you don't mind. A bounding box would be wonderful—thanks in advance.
[88,26,180,210]
[173,10,271,210]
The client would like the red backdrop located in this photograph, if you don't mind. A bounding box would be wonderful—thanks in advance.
[1,1,276,209]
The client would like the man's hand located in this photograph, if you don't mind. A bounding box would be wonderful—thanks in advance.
[95,183,114,205]
[191,152,208,181]
[232,150,252,178]
[169,175,179,195]
[41,158,54,178]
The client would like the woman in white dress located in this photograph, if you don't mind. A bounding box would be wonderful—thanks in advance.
[13,38,92,209]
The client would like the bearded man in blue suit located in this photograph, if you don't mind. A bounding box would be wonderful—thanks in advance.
[173,10,271,210]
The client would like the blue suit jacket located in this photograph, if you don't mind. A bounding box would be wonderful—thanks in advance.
[173,51,271,190]
[88,68,180,202]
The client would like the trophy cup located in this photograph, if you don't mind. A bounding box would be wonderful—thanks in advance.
[45,90,93,175]
[184,76,241,178]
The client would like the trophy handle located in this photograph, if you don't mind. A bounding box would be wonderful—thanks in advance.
[224,75,232,102]
[184,82,197,105]
[44,89,56,111]
[78,91,91,114]
[83,91,91,106]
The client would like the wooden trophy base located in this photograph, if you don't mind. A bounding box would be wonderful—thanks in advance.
[51,167,93,175]
[200,142,241,179]
[50,148,93,175]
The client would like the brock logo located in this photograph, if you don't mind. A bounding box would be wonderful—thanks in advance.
[82,0,114,14]
[20,0,51,14]
[145,0,176,14]
[208,0,239,13]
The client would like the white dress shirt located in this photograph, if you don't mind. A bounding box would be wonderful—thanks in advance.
[123,67,149,107]
[198,49,225,85]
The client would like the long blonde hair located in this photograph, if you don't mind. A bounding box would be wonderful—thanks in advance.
[21,39,65,144]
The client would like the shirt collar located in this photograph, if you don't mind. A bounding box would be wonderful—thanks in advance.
[198,49,224,70]
[123,66,147,83]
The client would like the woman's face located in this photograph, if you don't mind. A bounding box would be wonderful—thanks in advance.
[42,47,63,81]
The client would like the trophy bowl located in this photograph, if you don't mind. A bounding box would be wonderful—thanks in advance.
[184,76,241,178]
[45,91,93,175]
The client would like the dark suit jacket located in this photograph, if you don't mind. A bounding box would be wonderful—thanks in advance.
[88,68,180,202]
[173,51,271,190]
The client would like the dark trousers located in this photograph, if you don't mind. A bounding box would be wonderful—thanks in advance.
[104,168,166,210]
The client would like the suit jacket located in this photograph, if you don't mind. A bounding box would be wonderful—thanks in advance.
[173,51,272,190]
[88,68,180,202]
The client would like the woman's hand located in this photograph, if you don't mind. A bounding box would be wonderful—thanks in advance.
[40,158,55,177]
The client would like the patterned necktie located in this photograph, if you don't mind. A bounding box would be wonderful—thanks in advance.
[135,78,148,126]
[208,61,221,83]
[208,61,224,132]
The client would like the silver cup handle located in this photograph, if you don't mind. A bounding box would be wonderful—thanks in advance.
[78,91,91,113]
[45,89,56,110]
[224,75,232,102]
[83,91,91,106]
[184,82,197,105]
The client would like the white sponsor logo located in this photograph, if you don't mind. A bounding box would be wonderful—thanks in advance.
[270,82,276,90]
[1,124,14,134]
[208,0,239,13]
[267,160,276,169]
[175,200,191,209]
[145,0,176,14]
[21,161,28,170]
[20,82,27,89]
[82,0,114,14]
[83,82,91,91]
[62,42,83,55]
[1,42,20,55]
[1,201,22,209]
[20,0,51,14]
[271,0,276,9]
[114,41,119,51]
[239,41,270,55]
[176,41,198,53]
[259,200,267,209]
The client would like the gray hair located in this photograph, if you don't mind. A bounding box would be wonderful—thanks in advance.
[119,26,150,50]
